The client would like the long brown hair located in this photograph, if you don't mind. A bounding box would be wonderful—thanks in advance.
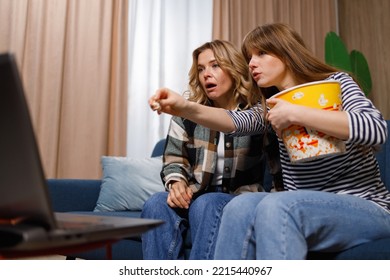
[241,23,340,97]
[188,40,262,109]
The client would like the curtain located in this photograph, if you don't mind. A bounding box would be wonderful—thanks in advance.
[126,0,213,158]
[0,0,128,179]
[212,0,338,60]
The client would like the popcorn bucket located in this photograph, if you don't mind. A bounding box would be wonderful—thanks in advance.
[272,80,346,163]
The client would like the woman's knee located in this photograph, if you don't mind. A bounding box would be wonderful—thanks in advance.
[223,192,268,218]
[142,191,169,217]
[191,193,233,212]
[255,191,327,219]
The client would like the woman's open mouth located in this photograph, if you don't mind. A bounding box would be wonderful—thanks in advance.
[206,83,217,91]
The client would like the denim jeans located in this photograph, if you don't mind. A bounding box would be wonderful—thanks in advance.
[214,191,390,259]
[141,191,234,259]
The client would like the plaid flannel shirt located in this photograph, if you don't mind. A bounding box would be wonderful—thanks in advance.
[161,115,271,195]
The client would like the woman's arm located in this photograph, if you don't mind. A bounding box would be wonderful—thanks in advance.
[266,98,349,140]
[150,88,235,133]
[161,117,194,209]
[266,72,387,145]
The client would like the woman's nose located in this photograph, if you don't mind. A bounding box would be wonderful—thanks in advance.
[203,67,212,77]
[249,58,256,69]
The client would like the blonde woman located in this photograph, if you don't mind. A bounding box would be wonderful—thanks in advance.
[142,40,282,259]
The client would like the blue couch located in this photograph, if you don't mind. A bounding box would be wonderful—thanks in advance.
[48,121,390,260]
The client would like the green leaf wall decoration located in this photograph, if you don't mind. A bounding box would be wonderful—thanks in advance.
[350,50,372,96]
[325,32,352,72]
[325,31,372,96]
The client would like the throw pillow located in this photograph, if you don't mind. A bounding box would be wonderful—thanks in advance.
[94,156,165,212]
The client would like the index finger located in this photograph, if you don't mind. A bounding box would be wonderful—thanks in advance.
[149,90,166,112]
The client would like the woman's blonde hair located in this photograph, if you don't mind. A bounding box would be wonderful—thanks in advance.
[188,40,261,109]
[241,23,339,97]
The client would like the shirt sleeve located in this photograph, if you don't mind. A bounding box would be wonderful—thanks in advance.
[331,72,388,145]
[161,117,192,185]
[225,103,269,136]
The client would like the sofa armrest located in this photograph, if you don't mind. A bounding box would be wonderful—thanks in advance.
[47,179,102,212]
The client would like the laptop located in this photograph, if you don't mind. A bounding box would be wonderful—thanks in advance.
[0,53,162,253]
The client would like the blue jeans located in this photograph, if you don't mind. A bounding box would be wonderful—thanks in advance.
[214,191,390,259]
[141,191,234,259]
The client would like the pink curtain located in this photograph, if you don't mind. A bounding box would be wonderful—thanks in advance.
[0,0,128,179]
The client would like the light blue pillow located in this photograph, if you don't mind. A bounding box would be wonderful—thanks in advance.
[94,156,165,212]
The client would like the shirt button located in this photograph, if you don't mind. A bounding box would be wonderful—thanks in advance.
[226,142,232,148]
[224,167,231,173]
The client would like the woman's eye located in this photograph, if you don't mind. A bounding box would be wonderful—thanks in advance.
[198,67,204,73]
[259,51,267,55]
[212,63,219,68]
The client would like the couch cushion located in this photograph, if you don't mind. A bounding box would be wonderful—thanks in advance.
[94,156,165,212]
[47,179,102,212]
[75,210,142,219]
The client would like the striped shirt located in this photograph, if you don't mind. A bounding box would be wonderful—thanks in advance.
[227,72,390,212]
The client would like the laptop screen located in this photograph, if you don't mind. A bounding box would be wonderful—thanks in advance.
[0,53,56,229]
